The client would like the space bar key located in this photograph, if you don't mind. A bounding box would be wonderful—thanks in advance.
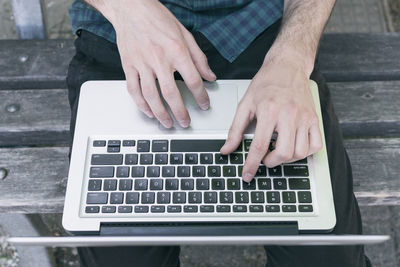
[170,140,226,152]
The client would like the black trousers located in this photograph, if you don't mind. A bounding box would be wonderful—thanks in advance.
[67,20,370,267]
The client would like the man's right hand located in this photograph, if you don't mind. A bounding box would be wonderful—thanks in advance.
[88,0,216,128]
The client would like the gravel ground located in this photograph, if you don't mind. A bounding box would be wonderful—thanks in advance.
[0,226,19,267]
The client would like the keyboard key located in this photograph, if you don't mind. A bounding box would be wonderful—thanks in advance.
[122,140,135,147]
[102,206,116,213]
[204,192,217,203]
[223,166,236,177]
[227,179,240,190]
[86,193,108,204]
[216,205,231,212]
[282,205,297,212]
[235,142,243,152]
[170,154,183,164]
[110,192,123,204]
[267,192,280,203]
[118,206,133,213]
[266,205,280,212]
[181,179,194,190]
[208,166,221,177]
[244,139,252,151]
[107,146,120,153]
[119,179,133,190]
[142,192,155,204]
[134,179,148,190]
[284,165,309,176]
[238,166,243,177]
[258,179,271,190]
[188,192,202,203]
[165,179,179,190]
[282,191,296,203]
[250,205,263,212]
[185,154,198,164]
[291,158,308,164]
[135,206,149,213]
[235,192,249,203]
[184,205,198,213]
[173,192,186,203]
[126,192,139,204]
[196,179,209,190]
[298,191,312,203]
[220,192,233,203]
[152,140,168,152]
[299,205,313,212]
[90,167,114,178]
[177,166,190,177]
[212,179,225,190]
[274,179,287,190]
[268,166,282,177]
[251,192,265,203]
[91,154,123,165]
[229,153,243,164]
[243,180,256,190]
[116,166,130,177]
[157,192,171,204]
[147,166,160,177]
[200,153,213,164]
[155,154,168,165]
[151,206,165,213]
[140,154,153,165]
[215,154,228,164]
[162,166,175,177]
[233,205,247,212]
[125,154,138,165]
[93,140,106,147]
[150,179,163,190]
[255,166,267,177]
[88,179,102,191]
[85,206,100,213]
[200,205,214,212]
[167,206,182,213]
[137,140,150,152]
[131,166,145,177]
[103,179,117,191]
[108,140,120,147]
[289,178,310,190]
[193,166,205,177]
[171,140,225,152]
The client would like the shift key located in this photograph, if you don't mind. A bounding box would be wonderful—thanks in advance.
[91,154,123,165]
[90,167,114,178]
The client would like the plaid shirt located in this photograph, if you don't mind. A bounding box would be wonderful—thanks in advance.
[69,0,283,62]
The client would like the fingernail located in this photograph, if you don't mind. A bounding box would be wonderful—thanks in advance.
[200,102,210,110]
[179,120,190,128]
[243,173,252,182]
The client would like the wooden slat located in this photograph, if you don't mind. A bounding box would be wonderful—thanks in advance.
[0,138,398,213]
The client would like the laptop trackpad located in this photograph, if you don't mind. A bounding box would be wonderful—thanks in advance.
[159,82,238,131]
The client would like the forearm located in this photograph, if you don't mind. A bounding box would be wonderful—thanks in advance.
[266,0,336,75]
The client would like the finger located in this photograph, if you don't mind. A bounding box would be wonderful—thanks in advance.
[125,70,154,118]
[308,124,323,156]
[139,68,173,128]
[291,126,309,162]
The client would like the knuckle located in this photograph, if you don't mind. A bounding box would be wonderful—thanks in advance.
[169,39,186,54]
[252,140,269,153]
[160,83,177,99]
[294,149,308,160]
[149,44,164,59]
[275,148,293,162]
[186,76,203,89]
[141,86,157,100]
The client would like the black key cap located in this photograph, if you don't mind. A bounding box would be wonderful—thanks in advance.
[107,146,120,153]
[165,179,179,190]
[200,205,214,212]
[118,206,133,213]
[162,166,175,177]
[250,205,263,212]
[93,140,106,147]
[251,192,265,203]
[233,205,247,212]
[255,166,267,177]
[184,205,198,213]
[282,205,296,212]
[200,153,213,164]
[266,192,280,203]
[181,179,194,190]
[208,166,221,177]
[102,206,116,213]
[217,205,231,212]
[230,153,243,164]
[299,205,313,212]
[227,179,240,190]
[204,192,217,203]
[85,206,100,213]
[88,179,102,191]
[126,192,139,204]
[108,140,121,147]
[147,166,160,177]
[135,206,149,213]
[212,179,225,190]
[223,166,236,177]
[173,192,186,203]
[87,193,108,204]
[257,179,271,190]
[137,140,150,152]
[131,166,145,177]
[188,192,202,203]
[125,154,138,165]
[167,206,182,213]
[177,166,190,177]
[116,166,130,177]
[298,191,312,203]
[170,154,183,164]
[141,192,155,204]
[150,179,163,190]
[152,140,168,152]
[273,179,287,190]
[244,139,252,151]
[110,192,124,204]
[235,142,243,152]
[196,179,209,190]
[268,166,282,177]
[122,140,135,147]
[238,166,243,177]
[185,153,198,164]
[235,192,249,203]
[289,178,310,190]
[151,206,165,213]
[284,165,309,176]
[91,154,123,165]
[242,180,256,190]
[215,153,228,164]
[119,179,133,190]
[155,154,168,164]
[282,191,296,203]
[90,167,114,178]
[266,205,280,212]
[140,154,153,165]
[171,140,225,152]
[103,179,117,191]
[291,158,308,164]
[157,192,171,204]
[193,166,205,177]
[220,192,233,203]
[134,179,148,190]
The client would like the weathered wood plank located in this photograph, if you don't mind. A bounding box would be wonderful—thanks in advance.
[0,138,398,213]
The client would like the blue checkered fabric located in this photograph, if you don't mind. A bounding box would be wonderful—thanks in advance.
[69,0,283,62]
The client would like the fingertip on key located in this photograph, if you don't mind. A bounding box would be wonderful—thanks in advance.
[243,173,253,182]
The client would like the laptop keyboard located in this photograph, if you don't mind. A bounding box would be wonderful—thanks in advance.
[83,137,314,217]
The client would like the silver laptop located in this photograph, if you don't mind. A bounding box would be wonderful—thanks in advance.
[62,80,336,236]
